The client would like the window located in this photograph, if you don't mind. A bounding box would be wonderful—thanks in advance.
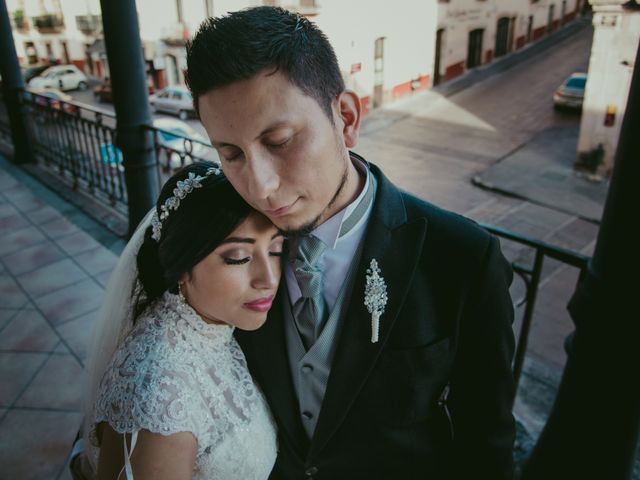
[566,77,586,89]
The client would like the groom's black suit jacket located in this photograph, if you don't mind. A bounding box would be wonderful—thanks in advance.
[236,161,516,480]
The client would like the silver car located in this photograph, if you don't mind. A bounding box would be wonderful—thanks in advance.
[149,86,196,120]
[553,73,587,110]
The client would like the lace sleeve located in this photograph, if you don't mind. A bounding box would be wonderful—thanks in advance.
[93,329,208,448]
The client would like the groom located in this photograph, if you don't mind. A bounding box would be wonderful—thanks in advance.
[187,7,515,479]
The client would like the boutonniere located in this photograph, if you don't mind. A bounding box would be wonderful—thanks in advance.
[364,259,388,343]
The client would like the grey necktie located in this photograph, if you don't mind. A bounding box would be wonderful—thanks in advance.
[290,235,327,350]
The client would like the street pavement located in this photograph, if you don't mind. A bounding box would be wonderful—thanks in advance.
[1,14,633,479]
[356,18,607,454]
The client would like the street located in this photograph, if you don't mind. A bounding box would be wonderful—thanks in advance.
[67,82,208,137]
[59,23,596,384]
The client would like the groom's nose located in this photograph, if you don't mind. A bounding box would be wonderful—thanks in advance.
[245,151,280,201]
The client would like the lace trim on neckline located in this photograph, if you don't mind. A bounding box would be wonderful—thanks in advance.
[162,292,234,341]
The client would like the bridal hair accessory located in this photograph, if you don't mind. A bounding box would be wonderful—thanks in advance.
[151,166,221,242]
[364,259,387,343]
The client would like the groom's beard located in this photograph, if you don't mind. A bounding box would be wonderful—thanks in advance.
[281,159,349,239]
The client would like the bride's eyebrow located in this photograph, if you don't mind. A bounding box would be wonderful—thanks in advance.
[220,233,282,245]
[220,237,255,245]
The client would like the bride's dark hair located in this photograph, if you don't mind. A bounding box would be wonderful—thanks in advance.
[135,162,252,317]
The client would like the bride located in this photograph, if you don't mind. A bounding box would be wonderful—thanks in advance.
[81,162,281,479]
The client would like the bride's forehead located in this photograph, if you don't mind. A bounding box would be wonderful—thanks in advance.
[228,212,278,238]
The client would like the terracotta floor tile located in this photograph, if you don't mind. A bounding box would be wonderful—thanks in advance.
[15,353,85,411]
[1,242,67,276]
[0,274,29,309]
[0,212,30,234]
[0,202,18,219]
[0,307,22,330]
[17,258,89,299]
[73,245,118,276]
[0,309,59,352]
[93,269,112,288]
[33,279,104,326]
[26,205,65,225]
[0,352,48,406]
[56,310,98,363]
[0,409,82,480]
[0,225,48,256]
[0,172,19,190]
[10,192,48,214]
[41,216,81,240]
[3,183,49,213]
[54,341,68,354]
[55,230,101,256]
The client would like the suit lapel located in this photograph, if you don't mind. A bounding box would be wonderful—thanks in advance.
[235,285,310,456]
[309,162,428,458]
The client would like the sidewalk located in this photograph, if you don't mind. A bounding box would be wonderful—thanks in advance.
[473,123,609,223]
[0,154,122,480]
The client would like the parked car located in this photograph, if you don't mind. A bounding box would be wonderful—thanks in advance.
[93,79,155,103]
[28,65,89,91]
[99,118,208,171]
[153,118,208,170]
[149,86,195,120]
[21,61,57,83]
[27,87,78,114]
[553,73,587,110]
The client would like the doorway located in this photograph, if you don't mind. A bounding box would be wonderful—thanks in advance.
[434,28,445,86]
[373,37,385,108]
[467,29,484,69]
[495,17,510,58]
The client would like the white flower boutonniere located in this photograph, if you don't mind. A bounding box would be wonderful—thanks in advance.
[364,259,388,343]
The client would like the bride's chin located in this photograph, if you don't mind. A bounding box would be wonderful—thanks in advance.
[238,317,268,332]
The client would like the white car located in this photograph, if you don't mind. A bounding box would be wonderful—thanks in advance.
[149,86,196,120]
[553,73,587,110]
[153,118,208,170]
[28,65,89,91]
[99,119,212,172]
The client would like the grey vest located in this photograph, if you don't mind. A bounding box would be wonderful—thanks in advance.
[284,247,363,438]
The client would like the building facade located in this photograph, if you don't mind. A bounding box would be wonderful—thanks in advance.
[7,0,585,112]
[577,0,639,176]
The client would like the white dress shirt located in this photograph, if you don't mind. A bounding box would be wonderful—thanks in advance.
[285,157,376,313]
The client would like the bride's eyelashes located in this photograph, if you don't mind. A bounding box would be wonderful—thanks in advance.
[224,257,250,265]
[222,250,286,265]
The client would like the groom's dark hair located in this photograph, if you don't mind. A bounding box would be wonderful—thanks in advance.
[185,6,345,119]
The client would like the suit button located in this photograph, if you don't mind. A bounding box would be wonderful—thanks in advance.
[306,466,318,476]
[302,411,314,420]
[301,364,313,373]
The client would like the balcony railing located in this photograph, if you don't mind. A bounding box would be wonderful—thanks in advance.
[76,15,102,35]
[32,14,64,33]
[0,92,590,391]
[6,91,217,225]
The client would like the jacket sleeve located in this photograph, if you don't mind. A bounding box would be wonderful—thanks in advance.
[449,234,516,479]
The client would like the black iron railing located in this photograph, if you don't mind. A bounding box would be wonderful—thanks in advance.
[1,91,592,390]
[16,90,218,217]
[482,224,590,386]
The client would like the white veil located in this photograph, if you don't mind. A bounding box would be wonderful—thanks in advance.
[82,209,154,466]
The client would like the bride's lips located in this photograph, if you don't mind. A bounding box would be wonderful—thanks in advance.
[244,295,274,313]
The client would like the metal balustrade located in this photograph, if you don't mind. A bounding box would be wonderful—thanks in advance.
[1,90,592,390]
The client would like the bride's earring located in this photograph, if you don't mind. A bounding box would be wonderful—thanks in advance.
[178,282,188,305]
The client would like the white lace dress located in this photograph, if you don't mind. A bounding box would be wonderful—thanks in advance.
[92,292,277,479]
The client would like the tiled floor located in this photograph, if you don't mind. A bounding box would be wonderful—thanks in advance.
[0,160,120,480]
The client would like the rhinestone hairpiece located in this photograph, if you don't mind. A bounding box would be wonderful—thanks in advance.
[150,166,221,242]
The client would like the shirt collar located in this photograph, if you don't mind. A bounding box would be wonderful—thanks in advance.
[312,157,372,250]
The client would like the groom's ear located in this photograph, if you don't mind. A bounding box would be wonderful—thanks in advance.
[335,90,361,149]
